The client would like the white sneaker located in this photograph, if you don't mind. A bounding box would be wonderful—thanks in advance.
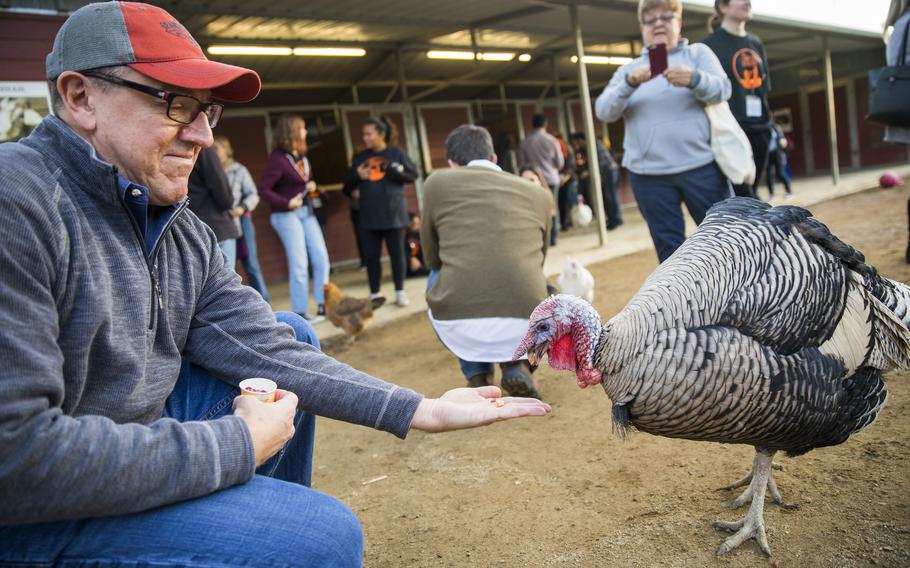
[395,290,410,307]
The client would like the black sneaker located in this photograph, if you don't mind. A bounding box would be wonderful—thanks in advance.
[499,362,540,399]
[467,373,493,388]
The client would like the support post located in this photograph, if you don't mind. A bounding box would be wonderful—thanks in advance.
[551,55,569,140]
[570,3,607,246]
[823,37,839,185]
[396,48,409,102]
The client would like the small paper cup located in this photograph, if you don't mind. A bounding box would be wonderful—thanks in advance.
[239,378,277,403]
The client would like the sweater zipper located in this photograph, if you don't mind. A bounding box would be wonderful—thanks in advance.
[147,199,189,329]
[114,176,189,330]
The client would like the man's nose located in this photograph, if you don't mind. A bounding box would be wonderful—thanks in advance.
[181,111,215,148]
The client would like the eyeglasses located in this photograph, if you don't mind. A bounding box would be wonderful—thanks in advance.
[642,13,677,27]
[83,72,224,128]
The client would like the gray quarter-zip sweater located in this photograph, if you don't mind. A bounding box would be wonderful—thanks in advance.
[0,116,422,525]
[594,39,732,176]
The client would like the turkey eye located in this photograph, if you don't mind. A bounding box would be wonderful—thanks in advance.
[536,323,550,332]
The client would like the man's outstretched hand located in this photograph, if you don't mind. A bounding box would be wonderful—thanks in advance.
[410,386,551,433]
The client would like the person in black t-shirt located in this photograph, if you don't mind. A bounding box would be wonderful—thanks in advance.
[703,0,772,199]
[342,116,418,306]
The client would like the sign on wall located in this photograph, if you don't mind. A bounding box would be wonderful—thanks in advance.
[0,81,52,143]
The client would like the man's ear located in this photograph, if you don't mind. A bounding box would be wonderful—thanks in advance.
[56,72,98,132]
[447,159,460,168]
[491,153,498,165]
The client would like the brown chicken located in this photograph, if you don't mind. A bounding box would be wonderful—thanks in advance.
[323,283,385,341]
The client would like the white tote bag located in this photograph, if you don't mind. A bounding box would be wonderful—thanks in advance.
[704,102,756,186]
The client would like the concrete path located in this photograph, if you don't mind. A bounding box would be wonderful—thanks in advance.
[266,165,910,342]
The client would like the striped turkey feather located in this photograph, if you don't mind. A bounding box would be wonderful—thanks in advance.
[593,198,909,455]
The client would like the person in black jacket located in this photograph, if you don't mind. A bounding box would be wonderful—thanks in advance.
[188,145,240,267]
[569,133,623,230]
[703,0,772,199]
[343,116,418,306]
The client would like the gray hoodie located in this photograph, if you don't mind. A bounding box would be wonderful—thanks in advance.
[0,116,422,524]
[595,40,732,176]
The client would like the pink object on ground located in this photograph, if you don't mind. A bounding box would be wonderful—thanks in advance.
[879,171,905,188]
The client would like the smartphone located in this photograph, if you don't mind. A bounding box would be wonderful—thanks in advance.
[649,43,668,78]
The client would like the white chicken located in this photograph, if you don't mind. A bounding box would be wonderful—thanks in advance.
[557,257,595,303]
[570,195,593,228]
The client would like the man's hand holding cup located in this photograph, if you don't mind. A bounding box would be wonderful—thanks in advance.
[234,379,298,467]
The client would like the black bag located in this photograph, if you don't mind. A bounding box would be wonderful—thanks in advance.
[868,21,910,127]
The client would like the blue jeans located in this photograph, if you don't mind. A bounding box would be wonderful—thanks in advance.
[629,162,732,263]
[240,214,271,303]
[218,238,237,269]
[427,271,492,381]
[270,207,330,314]
[0,313,364,568]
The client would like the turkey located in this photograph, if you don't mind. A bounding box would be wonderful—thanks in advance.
[557,257,595,303]
[513,198,910,557]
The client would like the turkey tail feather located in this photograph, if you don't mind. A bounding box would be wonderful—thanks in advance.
[868,278,910,370]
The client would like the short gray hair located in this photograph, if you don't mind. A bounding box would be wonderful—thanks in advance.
[49,65,123,114]
[444,124,495,166]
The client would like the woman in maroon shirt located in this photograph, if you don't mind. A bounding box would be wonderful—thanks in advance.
[260,114,330,322]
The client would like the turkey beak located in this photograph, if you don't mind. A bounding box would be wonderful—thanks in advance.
[528,350,540,366]
[513,328,538,362]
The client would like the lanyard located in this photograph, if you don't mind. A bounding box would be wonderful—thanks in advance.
[285,153,310,182]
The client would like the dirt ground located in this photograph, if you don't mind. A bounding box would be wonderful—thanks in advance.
[314,187,910,567]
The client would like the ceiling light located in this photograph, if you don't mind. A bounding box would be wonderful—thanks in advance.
[293,47,366,57]
[570,55,634,65]
[427,50,477,60]
[518,53,532,62]
[426,50,517,61]
[477,52,515,61]
[207,45,292,56]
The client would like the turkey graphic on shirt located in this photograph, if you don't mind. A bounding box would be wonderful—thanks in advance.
[731,48,765,90]
[363,156,388,181]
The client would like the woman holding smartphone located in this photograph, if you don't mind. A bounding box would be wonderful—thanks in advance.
[260,114,331,322]
[595,0,732,263]
[703,0,772,199]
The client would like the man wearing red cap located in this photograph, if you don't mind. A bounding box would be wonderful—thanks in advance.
[0,3,550,566]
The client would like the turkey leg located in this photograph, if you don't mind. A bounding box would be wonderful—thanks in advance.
[721,452,784,507]
[714,449,776,556]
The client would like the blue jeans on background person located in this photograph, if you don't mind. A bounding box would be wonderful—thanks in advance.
[0,312,365,568]
[270,206,330,316]
[629,161,733,263]
[218,238,237,270]
[240,214,271,303]
[601,165,623,229]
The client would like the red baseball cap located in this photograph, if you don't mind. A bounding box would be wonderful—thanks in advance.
[46,2,261,103]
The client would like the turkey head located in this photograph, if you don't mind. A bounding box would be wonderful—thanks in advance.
[514,294,603,388]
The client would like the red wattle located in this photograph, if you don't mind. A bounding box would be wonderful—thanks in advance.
[548,335,577,371]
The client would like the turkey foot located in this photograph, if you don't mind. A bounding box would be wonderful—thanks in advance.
[721,460,782,491]
[720,454,786,508]
[714,450,775,556]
